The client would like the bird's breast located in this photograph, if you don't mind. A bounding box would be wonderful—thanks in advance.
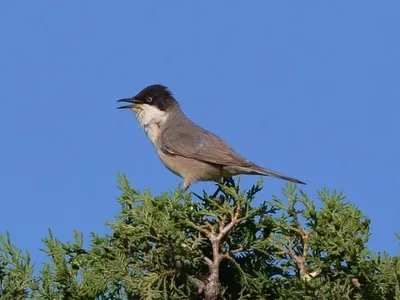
[143,123,161,146]
[134,104,168,147]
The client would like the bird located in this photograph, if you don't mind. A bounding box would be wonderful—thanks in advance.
[117,84,305,190]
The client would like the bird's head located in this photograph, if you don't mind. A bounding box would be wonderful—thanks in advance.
[117,84,179,129]
[117,84,177,113]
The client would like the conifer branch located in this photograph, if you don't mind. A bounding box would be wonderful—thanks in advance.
[290,210,312,279]
[272,209,316,281]
[188,194,243,299]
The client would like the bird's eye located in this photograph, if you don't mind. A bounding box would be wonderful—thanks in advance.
[146,96,153,103]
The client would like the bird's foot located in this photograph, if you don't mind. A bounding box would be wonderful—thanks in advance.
[223,177,235,187]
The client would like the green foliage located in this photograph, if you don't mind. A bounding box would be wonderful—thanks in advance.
[1,174,399,299]
[0,233,37,300]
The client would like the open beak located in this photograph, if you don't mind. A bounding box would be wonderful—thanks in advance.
[116,98,139,109]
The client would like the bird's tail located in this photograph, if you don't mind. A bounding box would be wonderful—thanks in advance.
[247,164,306,185]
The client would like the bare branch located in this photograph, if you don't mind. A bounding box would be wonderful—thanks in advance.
[218,215,227,234]
[206,222,215,233]
[218,206,241,240]
[272,210,313,281]
[187,221,211,237]
[201,200,244,299]
[352,278,361,289]
[188,276,205,295]
[204,256,213,267]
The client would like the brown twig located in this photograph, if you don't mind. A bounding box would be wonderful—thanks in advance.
[291,211,311,279]
[188,201,243,299]
[188,276,206,295]
[273,211,316,281]
[352,278,361,289]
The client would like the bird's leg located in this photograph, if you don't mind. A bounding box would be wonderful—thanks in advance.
[223,177,235,187]
[181,179,191,193]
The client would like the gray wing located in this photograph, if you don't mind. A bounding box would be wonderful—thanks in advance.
[160,121,252,167]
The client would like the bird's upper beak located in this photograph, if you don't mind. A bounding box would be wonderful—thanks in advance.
[116,97,140,109]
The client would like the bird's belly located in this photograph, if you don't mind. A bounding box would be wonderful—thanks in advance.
[156,150,223,182]
[156,150,183,178]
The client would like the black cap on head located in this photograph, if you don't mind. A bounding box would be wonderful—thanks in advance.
[132,84,177,111]
[117,84,178,111]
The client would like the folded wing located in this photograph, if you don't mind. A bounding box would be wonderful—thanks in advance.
[160,121,252,167]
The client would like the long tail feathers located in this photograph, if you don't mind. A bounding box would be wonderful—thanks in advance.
[250,165,306,185]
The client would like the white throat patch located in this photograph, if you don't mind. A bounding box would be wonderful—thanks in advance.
[134,104,168,146]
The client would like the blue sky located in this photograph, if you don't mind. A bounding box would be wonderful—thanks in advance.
[1,1,399,267]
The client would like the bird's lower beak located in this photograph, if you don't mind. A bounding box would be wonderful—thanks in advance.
[116,98,139,109]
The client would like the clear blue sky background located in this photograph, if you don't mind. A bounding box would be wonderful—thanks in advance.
[1,2,399,267]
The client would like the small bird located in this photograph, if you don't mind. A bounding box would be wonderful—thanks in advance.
[117,84,305,190]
